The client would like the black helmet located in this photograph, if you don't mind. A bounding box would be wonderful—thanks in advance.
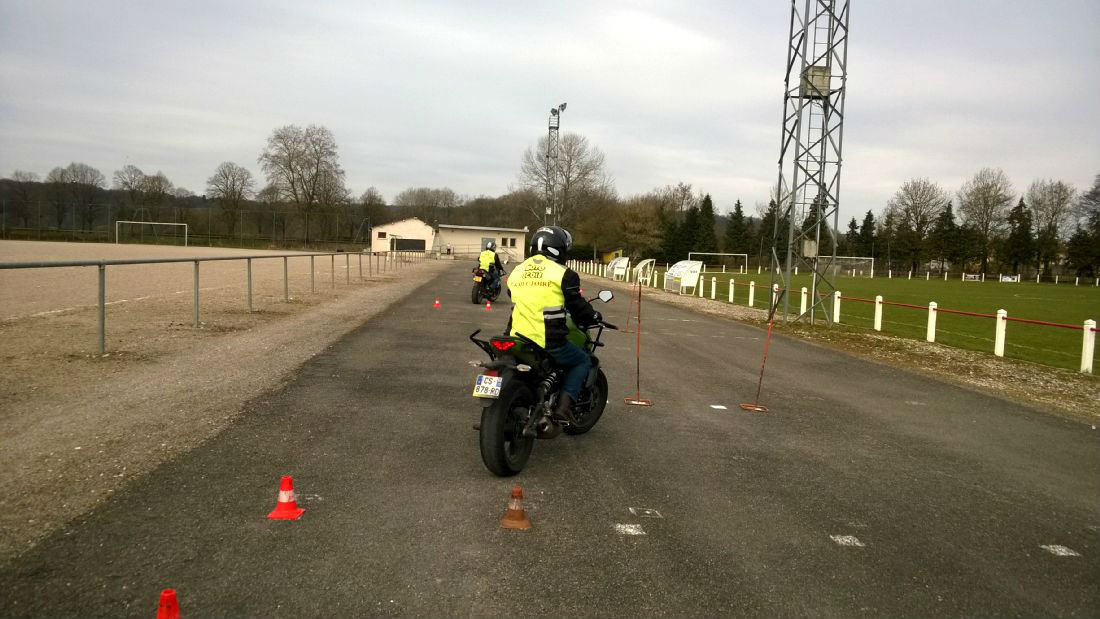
[485,240,495,250]
[529,226,572,264]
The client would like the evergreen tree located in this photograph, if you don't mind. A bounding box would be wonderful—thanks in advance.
[696,194,719,254]
[844,216,859,255]
[1004,197,1035,274]
[723,200,750,253]
[857,210,876,257]
[893,219,920,272]
[879,210,896,270]
[755,199,789,265]
[681,205,701,256]
[928,201,959,271]
[659,209,680,263]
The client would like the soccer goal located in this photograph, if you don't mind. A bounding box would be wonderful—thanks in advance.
[824,256,875,278]
[115,221,189,246]
[688,252,749,274]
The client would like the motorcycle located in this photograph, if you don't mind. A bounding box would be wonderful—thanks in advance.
[471,258,507,304]
[468,290,617,476]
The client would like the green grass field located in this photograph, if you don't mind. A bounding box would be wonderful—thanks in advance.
[635,267,1100,371]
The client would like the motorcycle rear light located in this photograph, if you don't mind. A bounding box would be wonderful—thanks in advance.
[491,340,516,351]
[483,369,499,377]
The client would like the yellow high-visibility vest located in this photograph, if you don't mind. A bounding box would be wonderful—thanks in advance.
[507,255,566,348]
[479,250,496,270]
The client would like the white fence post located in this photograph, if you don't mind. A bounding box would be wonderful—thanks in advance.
[728,279,734,303]
[944,272,948,281]
[1075,277,1079,286]
[748,281,756,307]
[662,272,667,289]
[799,286,808,314]
[908,271,912,280]
[888,269,892,279]
[1055,275,1059,285]
[833,290,841,324]
[711,277,716,300]
[1082,320,1096,374]
[926,302,937,343]
[698,278,704,297]
[794,266,799,275]
[994,309,1007,357]
[757,265,762,274]
[874,295,883,331]
[771,283,779,309]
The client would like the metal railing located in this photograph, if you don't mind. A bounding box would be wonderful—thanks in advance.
[0,250,429,354]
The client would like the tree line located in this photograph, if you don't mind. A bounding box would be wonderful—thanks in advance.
[3,125,1098,275]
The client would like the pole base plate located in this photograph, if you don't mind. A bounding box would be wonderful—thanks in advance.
[738,403,768,412]
[624,397,653,406]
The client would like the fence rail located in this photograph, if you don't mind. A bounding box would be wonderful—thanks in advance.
[1,250,429,354]
[568,259,1098,374]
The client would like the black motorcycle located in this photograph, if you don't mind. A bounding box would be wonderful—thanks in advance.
[469,290,616,476]
[471,267,502,304]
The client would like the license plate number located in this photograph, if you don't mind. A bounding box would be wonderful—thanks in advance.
[473,276,482,282]
[472,375,502,398]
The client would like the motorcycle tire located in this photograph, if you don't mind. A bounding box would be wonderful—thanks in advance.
[564,369,608,435]
[471,283,481,304]
[480,381,536,476]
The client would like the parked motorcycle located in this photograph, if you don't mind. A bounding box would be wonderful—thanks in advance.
[469,290,616,476]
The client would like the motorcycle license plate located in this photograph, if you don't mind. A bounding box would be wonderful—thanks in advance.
[472,374,502,398]
[473,276,482,282]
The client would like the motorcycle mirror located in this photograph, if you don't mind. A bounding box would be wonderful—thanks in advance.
[598,290,614,303]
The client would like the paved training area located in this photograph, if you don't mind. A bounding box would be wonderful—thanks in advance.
[1,262,1096,618]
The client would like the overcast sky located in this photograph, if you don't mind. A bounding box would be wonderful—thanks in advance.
[1,1,1097,222]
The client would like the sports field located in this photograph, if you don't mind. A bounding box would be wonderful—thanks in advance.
[652,268,1099,371]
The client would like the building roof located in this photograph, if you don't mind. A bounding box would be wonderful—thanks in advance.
[437,223,528,233]
[372,217,433,229]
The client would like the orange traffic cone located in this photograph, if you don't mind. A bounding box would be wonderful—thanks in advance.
[500,485,531,530]
[485,300,492,311]
[267,475,305,520]
[433,297,441,309]
[156,589,180,619]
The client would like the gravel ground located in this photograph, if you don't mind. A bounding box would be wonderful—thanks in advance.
[0,241,449,559]
[599,276,1100,423]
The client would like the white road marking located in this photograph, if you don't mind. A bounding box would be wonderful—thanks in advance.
[614,523,646,536]
[628,508,663,518]
[1040,544,1080,557]
[830,534,865,547]
[710,405,728,410]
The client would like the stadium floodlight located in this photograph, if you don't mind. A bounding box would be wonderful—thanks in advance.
[559,102,567,112]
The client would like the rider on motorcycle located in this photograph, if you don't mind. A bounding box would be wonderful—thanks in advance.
[505,226,601,422]
[478,241,505,295]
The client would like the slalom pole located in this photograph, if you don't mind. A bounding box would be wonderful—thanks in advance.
[625,280,652,406]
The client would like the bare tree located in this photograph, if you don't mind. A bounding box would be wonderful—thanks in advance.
[112,165,146,207]
[8,170,40,226]
[1026,178,1077,274]
[258,124,343,243]
[518,132,611,224]
[44,167,69,227]
[207,162,255,238]
[173,187,195,199]
[958,167,1013,271]
[392,187,459,224]
[887,177,947,238]
[63,162,105,231]
[141,171,174,208]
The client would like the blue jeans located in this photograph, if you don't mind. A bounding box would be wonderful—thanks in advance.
[545,341,590,401]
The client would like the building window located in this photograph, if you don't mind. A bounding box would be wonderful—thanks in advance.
[501,237,507,246]
[509,238,517,247]
[378,232,387,239]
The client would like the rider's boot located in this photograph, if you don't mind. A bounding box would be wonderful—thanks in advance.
[552,393,577,424]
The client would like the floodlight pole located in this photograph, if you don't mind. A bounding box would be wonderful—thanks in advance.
[769,0,850,325]
[545,103,566,225]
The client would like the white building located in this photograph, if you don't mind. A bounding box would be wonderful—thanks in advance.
[369,218,527,262]
[435,224,528,262]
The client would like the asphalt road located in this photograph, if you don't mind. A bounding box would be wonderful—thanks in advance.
[1,262,1097,618]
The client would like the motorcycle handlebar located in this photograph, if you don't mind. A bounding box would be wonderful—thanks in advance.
[601,321,618,330]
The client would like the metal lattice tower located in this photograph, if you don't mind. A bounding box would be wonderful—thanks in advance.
[545,103,566,224]
[769,0,850,324]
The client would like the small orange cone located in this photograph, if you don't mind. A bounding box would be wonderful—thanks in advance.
[433,297,441,309]
[500,485,531,530]
[267,475,305,520]
[485,300,492,311]
[156,589,180,619]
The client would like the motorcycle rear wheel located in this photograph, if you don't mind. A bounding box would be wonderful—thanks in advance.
[480,381,536,476]
[471,283,481,304]
[564,369,608,435]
